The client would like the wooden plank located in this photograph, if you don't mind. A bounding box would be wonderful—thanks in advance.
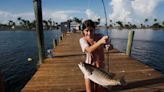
[22,32,164,92]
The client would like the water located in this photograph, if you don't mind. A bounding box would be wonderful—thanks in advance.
[0,29,164,92]
[98,29,164,73]
[0,30,61,92]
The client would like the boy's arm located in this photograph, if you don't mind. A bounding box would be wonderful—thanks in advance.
[85,36,108,53]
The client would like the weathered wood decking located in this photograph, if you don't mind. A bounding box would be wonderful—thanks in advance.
[22,32,164,92]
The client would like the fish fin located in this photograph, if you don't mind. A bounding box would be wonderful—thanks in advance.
[107,72,116,78]
[103,86,112,91]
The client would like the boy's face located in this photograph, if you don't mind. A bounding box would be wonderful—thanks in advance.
[83,27,95,39]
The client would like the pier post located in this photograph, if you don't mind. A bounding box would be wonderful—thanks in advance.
[60,33,63,40]
[53,39,56,49]
[126,31,135,56]
[53,39,58,48]
[33,0,45,65]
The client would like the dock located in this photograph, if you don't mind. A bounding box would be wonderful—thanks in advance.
[22,32,164,92]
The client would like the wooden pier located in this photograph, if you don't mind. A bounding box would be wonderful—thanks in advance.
[22,32,164,92]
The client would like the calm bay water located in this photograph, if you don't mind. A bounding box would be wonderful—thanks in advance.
[0,30,61,92]
[0,29,164,92]
[100,29,164,73]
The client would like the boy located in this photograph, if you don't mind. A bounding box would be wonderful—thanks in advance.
[79,19,109,92]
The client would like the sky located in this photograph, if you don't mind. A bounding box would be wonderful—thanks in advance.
[0,0,164,25]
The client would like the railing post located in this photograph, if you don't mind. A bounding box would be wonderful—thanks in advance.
[53,39,56,49]
[53,39,58,49]
[33,0,45,65]
[126,31,135,56]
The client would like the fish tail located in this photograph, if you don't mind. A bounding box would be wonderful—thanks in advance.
[119,76,127,86]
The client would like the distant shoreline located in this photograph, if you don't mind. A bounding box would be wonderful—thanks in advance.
[0,26,164,31]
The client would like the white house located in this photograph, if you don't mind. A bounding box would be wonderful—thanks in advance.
[70,21,80,32]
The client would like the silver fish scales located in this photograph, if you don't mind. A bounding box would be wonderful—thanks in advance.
[78,62,122,87]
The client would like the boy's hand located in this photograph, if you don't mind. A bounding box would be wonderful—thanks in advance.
[99,36,109,44]
[105,44,113,51]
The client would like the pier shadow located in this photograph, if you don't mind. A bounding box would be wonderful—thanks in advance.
[111,76,164,91]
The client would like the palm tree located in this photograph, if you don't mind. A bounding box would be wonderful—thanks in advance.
[17,17,22,25]
[21,19,26,27]
[152,18,162,28]
[97,18,100,24]
[128,22,132,27]
[140,23,145,28]
[8,20,13,26]
[8,20,16,29]
[144,18,148,22]
[109,19,112,23]
[26,20,30,29]
[73,17,82,24]
[153,18,158,25]
[31,20,36,27]
[43,20,48,30]
[154,18,157,22]
[17,17,21,20]
[48,18,52,30]
[109,19,113,28]
[144,18,149,28]
[116,21,123,28]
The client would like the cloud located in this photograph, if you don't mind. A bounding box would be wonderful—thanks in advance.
[0,11,15,23]
[85,9,100,21]
[109,0,133,23]
[14,12,34,20]
[0,11,10,17]
[131,0,161,17]
[109,0,163,24]
[0,10,82,24]
[0,10,34,24]
[43,10,81,22]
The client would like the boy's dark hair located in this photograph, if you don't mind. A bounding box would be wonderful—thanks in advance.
[82,19,95,31]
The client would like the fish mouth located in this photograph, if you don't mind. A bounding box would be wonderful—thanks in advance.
[78,62,85,74]
[78,62,84,69]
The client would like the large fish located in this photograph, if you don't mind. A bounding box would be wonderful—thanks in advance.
[78,62,124,87]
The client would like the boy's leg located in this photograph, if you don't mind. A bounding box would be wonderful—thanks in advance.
[85,79,93,92]
[94,62,105,92]
[94,83,102,92]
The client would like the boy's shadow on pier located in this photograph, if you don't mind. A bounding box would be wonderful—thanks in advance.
[79,76,164,92]
[112,76,164,91]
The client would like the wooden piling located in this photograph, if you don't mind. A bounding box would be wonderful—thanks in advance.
[60,33,63,40]
[53,39,58,49]
[52,39,56,49]
[33,0,45,65]
[126,31,135,56]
